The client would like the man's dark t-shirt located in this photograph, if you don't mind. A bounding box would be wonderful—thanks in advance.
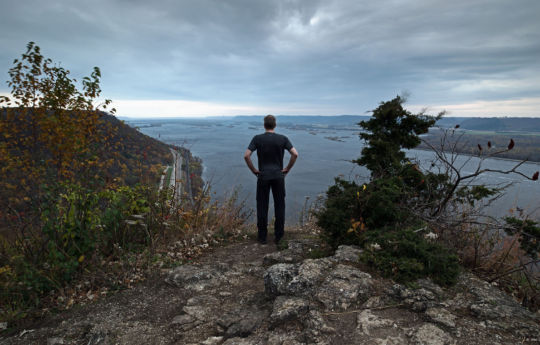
[248,132,293,180]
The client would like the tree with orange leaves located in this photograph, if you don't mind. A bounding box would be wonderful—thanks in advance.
[0,42,116,215]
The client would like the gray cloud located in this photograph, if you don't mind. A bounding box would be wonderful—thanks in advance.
[1,0,539,115]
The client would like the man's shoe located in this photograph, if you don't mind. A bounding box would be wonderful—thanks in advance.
[258,239,267,245]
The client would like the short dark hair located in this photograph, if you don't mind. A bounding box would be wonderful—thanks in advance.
[264,114,276,129]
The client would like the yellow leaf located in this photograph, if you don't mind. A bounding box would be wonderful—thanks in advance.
[78,255,85,263]
[0,265,12,275]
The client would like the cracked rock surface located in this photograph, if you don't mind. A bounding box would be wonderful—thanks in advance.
[1,234,539,345]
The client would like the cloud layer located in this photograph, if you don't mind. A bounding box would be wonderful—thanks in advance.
[1,0,539,116]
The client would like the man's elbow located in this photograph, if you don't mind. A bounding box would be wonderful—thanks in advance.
[290,148,299,158]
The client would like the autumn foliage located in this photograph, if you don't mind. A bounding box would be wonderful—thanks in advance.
[0,43,249,323]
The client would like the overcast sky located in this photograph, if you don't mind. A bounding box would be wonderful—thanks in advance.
[1,0,540,117]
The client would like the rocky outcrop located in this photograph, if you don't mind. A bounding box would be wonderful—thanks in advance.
[1,238,539,345]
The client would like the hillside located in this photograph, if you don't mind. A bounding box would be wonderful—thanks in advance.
[0,108,172,189]
[99,112,173,185]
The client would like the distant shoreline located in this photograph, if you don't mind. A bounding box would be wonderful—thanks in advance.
[412,147,540,165]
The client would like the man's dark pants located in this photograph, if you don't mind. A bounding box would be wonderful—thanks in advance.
[256,177,285,243]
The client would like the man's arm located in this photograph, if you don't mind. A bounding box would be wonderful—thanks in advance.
[244,149,260,176]
[282,147,298,175]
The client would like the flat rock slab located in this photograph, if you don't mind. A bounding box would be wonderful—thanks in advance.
[411,323,455,345]
[263,250,303,266]
[270,296,310,327]
[165,264,225,291]
[357,309,394,336]
[216,307,268,338]
[316,264,372,311]
[425,308,457,328]
[331,245,363,264]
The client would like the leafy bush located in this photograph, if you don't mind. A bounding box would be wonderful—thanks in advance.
[361,228,460,286]
[100,185,152,253]
[1,180,251,321]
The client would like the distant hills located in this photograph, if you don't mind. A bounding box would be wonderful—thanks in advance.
[122,115,540,134]
[232,115,371,126]
[435,117,540,132]
[235,115,540,133]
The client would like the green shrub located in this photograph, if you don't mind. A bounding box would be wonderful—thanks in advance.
[100,185,151,253]
[0,183,154,311]
[361,228,460,286]
[316,96,462,286]
[504,217,540,259]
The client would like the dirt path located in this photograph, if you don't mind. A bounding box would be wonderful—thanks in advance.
[0,238,277,345]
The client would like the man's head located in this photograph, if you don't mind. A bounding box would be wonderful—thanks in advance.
[264,114,276,130]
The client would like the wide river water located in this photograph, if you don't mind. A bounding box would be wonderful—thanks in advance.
[131,119,540,224]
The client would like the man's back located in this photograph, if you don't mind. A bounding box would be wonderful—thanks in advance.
[248,132,292,180]
[244,114,298,245]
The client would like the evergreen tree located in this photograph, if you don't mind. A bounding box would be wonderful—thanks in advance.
[356,96,440,178]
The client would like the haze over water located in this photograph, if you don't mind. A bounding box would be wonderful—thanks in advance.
[131,118,540,224]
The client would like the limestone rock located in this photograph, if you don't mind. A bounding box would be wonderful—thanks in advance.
[286,238,323,254]
[416,279,445,299]
[81,328,109,345]
[302,310,335,342]
[316,264,372,310]
[222,337,261,345]
[458,273,534,320]
[183,295,219,320]
[363,296,385,309]
[270,296,310,327]
[286,259,333,296]
[216,307,266,338]
[266,332,304,345]
[263,250,302,266]
[2,237,539,345]
[374,335,408,345]
[171,314,196,326]
[357,309,393,335]
[411,323,455,345]
[264,263,299,296]
[332,245,363,264]
[201,336,224,345]
[425,308,457,328]
[263,258,333,298]
[165,264,224,291]
[388,284,438,312]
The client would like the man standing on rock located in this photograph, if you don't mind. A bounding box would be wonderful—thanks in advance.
[244,115,298,245]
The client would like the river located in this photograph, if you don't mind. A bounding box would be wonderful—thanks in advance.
[130,118,540,224]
